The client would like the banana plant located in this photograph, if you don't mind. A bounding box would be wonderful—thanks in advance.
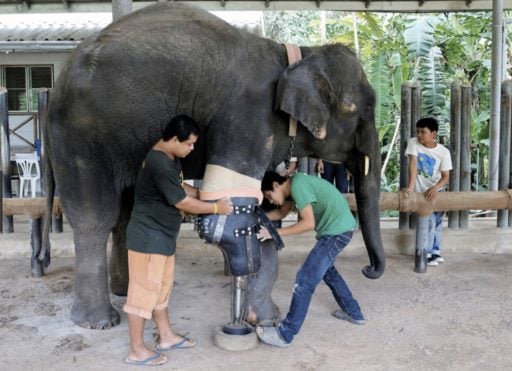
[403,16,447,120]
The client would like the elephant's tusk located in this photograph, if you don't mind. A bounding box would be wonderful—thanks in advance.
[364,155,369,176]
[313,127,327,140]
[340,98,357,113]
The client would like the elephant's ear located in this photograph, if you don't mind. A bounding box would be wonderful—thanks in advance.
[275,56,337,140]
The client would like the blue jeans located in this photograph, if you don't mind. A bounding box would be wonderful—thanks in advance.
[321,161,349,193]
[278,232,363,343]
[428,211,443,256]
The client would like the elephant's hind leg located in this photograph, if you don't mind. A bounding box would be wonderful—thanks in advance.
[109,187,134,296]
[71,227,121,329]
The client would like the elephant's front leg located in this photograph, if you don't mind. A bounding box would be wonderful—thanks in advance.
[72,229,121,329]
[246,240,281,325]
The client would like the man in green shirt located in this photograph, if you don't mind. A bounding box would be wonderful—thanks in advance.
[123,115,232,366]
[256,171,363,348]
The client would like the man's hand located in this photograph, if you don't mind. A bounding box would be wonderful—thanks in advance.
[257,226,272,241]
[424,187,438,202]
[216,197,233,215]
[316,159,324,174]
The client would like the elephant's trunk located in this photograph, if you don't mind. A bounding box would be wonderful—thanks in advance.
[352,149,385,279]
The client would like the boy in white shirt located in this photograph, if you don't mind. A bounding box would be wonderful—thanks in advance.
[406,118,452,266]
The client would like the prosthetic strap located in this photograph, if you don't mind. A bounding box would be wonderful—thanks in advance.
[196,197,284,276]
[254,206,284,250]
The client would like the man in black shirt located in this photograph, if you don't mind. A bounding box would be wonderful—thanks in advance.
[123,115,232,366]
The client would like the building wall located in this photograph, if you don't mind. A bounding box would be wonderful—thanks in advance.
[0,51,70,80]
[1,51,71,152]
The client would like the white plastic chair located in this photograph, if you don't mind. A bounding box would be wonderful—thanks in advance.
[15,153,41,198]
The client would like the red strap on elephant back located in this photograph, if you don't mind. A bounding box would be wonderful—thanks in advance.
[284,43,302,137]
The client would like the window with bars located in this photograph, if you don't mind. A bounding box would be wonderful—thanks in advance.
[1,65,53,112]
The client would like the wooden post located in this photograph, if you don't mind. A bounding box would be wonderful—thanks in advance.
[30,217,44,277]
[414,214,430,273]
[38,88,63,233]
[399,82,412,229]
[409,83,422,230]
[459,85,472,228]
[0,167,2,233]
[0,87,13,232]
[498,80,512,227]
[448,81,461,229]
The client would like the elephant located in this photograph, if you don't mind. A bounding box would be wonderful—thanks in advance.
[42,2,385,329]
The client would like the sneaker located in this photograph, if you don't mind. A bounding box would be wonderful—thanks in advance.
[332,309,366,325]
[256,325,291,348]
[427,257,439,266]
[433,254,444,263]
[429,254,444,263]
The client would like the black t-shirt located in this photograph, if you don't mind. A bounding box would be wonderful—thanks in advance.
[126,149,187,256]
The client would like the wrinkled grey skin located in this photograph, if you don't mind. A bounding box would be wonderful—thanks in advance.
[43,3,384,329]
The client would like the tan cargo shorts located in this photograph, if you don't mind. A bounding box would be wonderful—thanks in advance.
[123,250,175,320]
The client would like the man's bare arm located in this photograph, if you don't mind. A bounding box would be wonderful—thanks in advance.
[266,200,294,221]
[277,204,315,236]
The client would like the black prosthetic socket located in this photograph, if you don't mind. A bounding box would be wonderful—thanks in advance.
[197,197,262,276]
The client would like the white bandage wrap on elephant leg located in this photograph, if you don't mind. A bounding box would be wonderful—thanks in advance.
[199,164,263,203]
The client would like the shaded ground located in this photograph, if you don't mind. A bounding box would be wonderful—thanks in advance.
[1,224,511,370]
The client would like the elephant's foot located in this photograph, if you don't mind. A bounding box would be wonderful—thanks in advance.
[71,302,121,330]
[245,303,281,326]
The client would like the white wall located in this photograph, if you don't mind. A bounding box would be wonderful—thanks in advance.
[0,51,71,78]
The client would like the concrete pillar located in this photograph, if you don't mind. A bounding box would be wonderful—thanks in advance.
[112,0,132,22]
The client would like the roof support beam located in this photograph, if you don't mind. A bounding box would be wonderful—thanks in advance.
[1,0,512,13]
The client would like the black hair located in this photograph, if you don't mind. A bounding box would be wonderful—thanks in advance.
[162,114,200,142]
[261,171,287,191]
[416,117,439,132]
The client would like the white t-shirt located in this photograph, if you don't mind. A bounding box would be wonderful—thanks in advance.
[405,137,452,192]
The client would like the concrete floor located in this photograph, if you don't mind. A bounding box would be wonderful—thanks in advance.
[1,217,511,370]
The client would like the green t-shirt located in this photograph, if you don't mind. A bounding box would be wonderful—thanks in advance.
[126,150,187,256]
[291,172,357,239]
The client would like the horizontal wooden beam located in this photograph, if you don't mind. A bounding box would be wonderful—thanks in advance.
[3,190,512,219]
[345,190,512,215]
[2,197,62,218]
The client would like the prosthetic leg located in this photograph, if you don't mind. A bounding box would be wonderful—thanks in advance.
[197,197,283,350]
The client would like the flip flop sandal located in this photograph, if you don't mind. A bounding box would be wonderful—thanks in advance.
[255,325,291,348]
[157,336,196,351]
[124,352,168,366]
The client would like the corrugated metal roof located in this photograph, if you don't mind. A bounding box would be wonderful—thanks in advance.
[0,13,111,41]
[0,11,262,51]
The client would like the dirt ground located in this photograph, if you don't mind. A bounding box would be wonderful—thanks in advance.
[1,221,512,370]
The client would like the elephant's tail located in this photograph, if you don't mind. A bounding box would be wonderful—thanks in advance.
[40,151,54,268]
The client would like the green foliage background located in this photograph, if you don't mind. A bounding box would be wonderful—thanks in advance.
[263,11,509,197]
